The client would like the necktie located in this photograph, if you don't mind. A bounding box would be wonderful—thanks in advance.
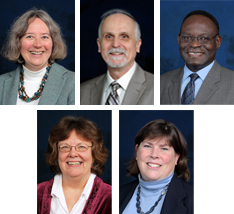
[105,81,121,105]
[181,73,199,105]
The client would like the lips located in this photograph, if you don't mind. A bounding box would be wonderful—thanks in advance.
[147,163,161,168]
[67,161,82,166]
[30,51,44,55]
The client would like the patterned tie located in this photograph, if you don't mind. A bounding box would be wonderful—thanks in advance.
[181,73,199,105]
[105,81,121,105]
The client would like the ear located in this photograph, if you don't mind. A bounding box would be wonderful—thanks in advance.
[177,33,181,44]
[97,38,101,53]
[175,153,180,165]
[135,144,139,159]
[215,35,222,50]
[136,39,142,53]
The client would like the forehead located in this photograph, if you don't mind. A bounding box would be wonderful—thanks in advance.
[101,13,135,35]
[181,14,216,34]
[142,137,169,146]
[27,18,49,32]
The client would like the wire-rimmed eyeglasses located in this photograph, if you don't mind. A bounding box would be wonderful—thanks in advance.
[179,34,219,44]
[58,143,93,152]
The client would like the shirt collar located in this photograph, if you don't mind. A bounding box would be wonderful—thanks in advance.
[104,61,136,92]
[183,60,215,81]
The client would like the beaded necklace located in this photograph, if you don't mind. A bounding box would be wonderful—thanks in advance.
[18,65,51,102]
[136,184,169,214]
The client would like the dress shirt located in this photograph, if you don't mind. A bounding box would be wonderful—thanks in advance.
[101,62,136,104]
[180,61,214,98]
[50,173,96,214]
[16,65,47,105]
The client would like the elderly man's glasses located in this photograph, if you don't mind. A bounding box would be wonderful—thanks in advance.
[179,34,219,44]
[58,143,93,152]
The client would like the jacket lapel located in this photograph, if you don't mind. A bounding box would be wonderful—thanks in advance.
[161,175,187,214]
[90,75,106,105]
[168,68,183,104]
[122,64,146,105]
[39,64,66,105]
[1,67,20,105]
[193,60,220,104]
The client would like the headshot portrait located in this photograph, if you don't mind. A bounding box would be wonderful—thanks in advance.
[160,1,234,105]
[0,0,75,105]
[37,110,112,213]
[80,0,154,105]
[119,110,194,214]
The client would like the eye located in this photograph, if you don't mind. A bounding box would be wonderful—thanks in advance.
[183,36,192,41]
[143,144,151,148]
[120,34,129,39]
[42,35,50,39]
[105,35,113,40]
[162,147,168,151]
[200,37,209,41]
[26,35,33,39]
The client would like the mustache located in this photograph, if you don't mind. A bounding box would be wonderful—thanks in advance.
[106,48,127,55]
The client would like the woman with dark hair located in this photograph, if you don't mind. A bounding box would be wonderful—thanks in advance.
[37,116,111,214]
[0,8,74,105]
[120,119,193,214]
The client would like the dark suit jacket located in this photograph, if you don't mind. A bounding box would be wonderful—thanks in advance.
[119,175,193,214]
[160,60,234,104]
[80,63,154,105]
[0,63,75,105]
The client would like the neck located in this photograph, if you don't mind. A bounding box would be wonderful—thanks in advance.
[62,173,91,190]
[108,61,134,80]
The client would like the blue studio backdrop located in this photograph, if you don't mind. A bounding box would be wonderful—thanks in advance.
[119,110,194,186]
[160,0,234,74]
[37,110,112,185]
[80,0,154,83]
[0,0,75,75]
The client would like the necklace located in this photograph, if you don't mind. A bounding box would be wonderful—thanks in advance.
[136,184,169,214]
[18,65,51,102]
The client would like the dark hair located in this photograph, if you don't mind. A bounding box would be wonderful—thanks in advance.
[46,116,108,176]
[128,119,190,181]
[181,10,219,34]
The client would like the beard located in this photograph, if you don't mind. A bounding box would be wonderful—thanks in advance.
[106,48,128,68]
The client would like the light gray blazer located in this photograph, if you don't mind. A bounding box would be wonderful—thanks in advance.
[160,60,234,105]
[0,63,75,105]
[80,63,154,105]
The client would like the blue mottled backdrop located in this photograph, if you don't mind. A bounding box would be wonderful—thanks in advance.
[37,110,112,185]
[80,0,154,83]
[119,110,194,186]
[160,0,234,74]
[0,0,75,75]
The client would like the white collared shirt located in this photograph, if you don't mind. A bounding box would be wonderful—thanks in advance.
[50,173,96,214]
[16,65,47,105]
[101,62,136,105]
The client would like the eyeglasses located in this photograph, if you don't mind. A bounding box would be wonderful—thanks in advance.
[179,34,219,44]
[58,143,93,152]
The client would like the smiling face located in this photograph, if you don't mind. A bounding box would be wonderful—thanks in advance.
[58,130,93,181]
[178,14,221,72]
[136,138,180,182]
[97,13,141,74]
[20,18,53,71]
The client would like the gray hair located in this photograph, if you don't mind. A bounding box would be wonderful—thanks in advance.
[98,9,141,41]
[1,8,67,65]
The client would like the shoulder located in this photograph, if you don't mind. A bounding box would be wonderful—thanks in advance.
[81,74,106,89]
[0,67,20,80]
[37,179,54,196]
[135,64,154,83]
[51,63,75,78]
[161,67,183,80]
[120,179,138,192]
[94,176,112,195]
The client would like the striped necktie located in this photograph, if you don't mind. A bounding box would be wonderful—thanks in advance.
[181,73,199,105]
[105,81,121,105]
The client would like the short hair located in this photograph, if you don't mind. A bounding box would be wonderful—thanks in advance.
[46,116,109,176]
[98,8,141,41]
[181,10,219,34]
[1,8,67,65]
[128,119,190,182]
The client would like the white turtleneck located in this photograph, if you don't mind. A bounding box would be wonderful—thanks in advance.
[16,65,47,105]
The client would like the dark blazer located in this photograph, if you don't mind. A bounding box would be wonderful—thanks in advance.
[80,63,154,105]
[0,63,75,105]
[119,174,193,214]
[160,60,234,104]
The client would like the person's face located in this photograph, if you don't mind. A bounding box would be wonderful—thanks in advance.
[20,18,53,71]
[58,130,93,181]
[136,138,180,182]
[97,13,141,72]
[178,15,221,72]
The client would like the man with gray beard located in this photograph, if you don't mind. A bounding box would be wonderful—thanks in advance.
[80,9,154,105]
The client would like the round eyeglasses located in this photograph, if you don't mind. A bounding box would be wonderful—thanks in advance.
[179,34,219,44]
[58,143,93,152]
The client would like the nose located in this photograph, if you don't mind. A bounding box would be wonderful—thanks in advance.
[34,37,42,48]
[112,37,120,48]
[189,37,202,48]
[150,147,159,159]
[69,146,79,157]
